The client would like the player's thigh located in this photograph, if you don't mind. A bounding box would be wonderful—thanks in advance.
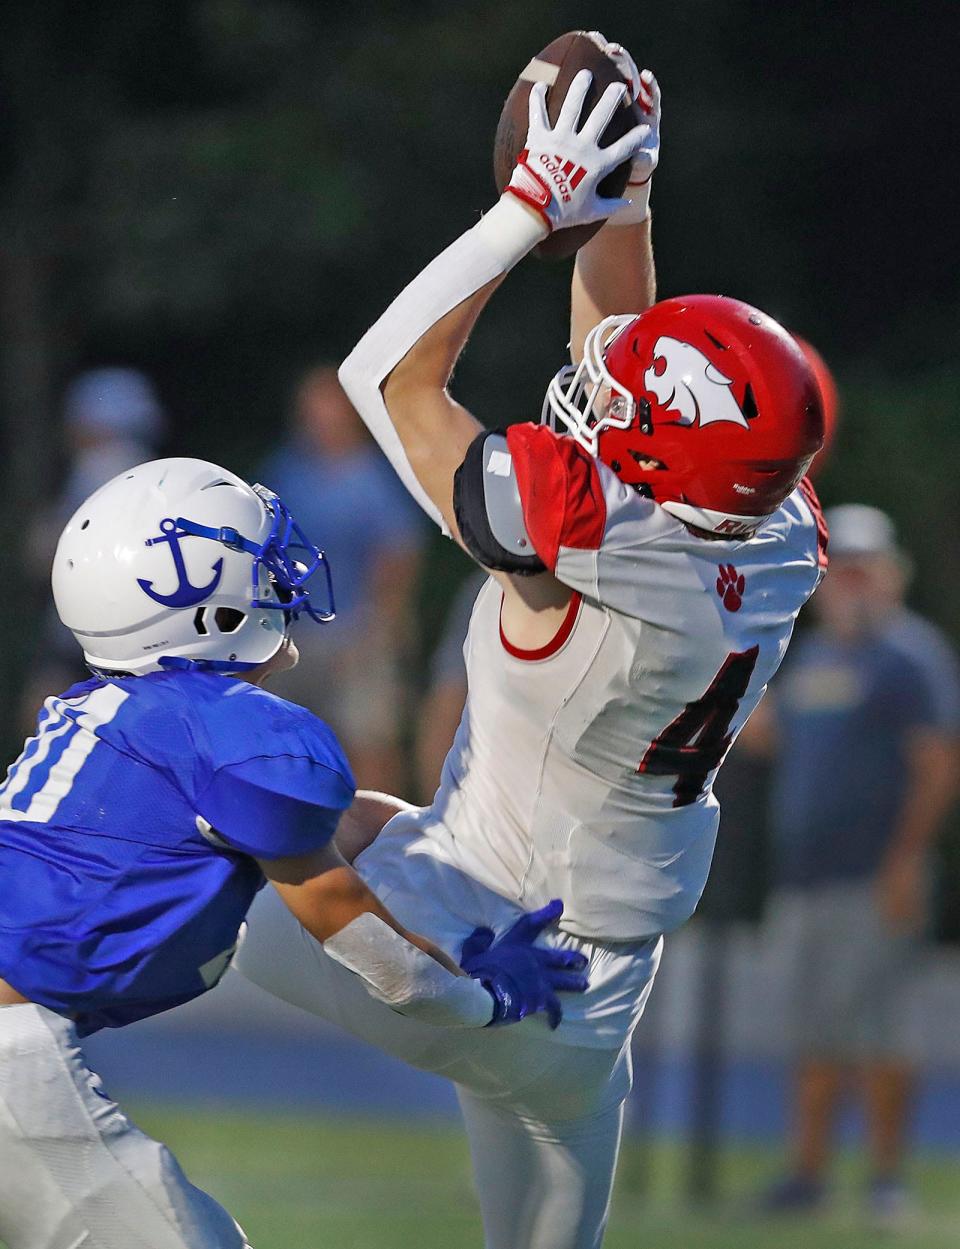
[0,1004,248,1249]
[454,1027,633,1125]
[456,1043,631,1249]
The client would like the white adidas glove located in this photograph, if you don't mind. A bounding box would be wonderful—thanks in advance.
[585,32,661,225]
[504,69,650,233]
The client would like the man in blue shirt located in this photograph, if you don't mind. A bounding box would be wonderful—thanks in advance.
[758,505,959,1221]
[0,457,585,1249]
[259,365,425,792]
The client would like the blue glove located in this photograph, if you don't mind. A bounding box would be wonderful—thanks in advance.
[460,899,589,1030]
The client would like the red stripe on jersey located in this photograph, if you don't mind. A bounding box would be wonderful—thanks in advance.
[505,423,607,571]
[798,476,829,569]
[499,592,582,662]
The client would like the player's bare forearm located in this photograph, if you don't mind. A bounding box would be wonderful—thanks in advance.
[570,216,656,363]
[334,789,414,864]
[259,843,463,976]
[382,276,506,533]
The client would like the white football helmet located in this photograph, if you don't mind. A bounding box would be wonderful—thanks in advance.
[52,457,334,676]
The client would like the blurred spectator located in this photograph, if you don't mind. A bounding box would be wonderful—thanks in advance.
[59,367,167,513]
[20,367,167,731]
[415,570,486,802]
[756,505,960,1222]
[28,367,167,566]
[259,365,424,791]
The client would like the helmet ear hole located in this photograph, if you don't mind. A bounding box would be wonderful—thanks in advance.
[193,608,209,636]
[214,607,245,634]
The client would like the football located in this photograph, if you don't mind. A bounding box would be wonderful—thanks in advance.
[493,31,645,260]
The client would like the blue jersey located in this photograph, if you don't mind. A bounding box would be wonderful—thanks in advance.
[0,671,355,1035]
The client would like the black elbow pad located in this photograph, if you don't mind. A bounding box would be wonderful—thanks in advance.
[453,431,546,575]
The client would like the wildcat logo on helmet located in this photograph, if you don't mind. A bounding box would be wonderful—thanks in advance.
[644,336,750,430]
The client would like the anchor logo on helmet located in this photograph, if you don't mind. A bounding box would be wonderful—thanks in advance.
[137,518,224,608]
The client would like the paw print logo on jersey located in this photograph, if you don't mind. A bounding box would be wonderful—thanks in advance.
[716,564,745,612]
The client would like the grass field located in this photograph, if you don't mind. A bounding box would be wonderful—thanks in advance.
[75,1103,960,1249]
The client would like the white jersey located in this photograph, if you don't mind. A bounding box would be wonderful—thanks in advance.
[407,425,827,942]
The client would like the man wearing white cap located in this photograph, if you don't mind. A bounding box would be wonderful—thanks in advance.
[21,368,171,735]
[757,504,959,1222]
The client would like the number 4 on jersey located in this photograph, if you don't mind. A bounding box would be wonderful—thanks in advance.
[638,646,759,807]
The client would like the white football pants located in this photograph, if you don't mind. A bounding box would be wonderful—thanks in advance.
[235,886,641,1249]
[0,1004,250,1249]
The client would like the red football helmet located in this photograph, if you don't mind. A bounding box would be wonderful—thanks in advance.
[544,295,824,536]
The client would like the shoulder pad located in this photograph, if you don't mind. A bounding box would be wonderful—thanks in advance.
[453,431,545,575]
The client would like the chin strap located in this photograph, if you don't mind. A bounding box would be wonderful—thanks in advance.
[157,655,261,674]
[175,488,336,625]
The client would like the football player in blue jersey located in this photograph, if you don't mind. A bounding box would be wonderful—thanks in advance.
[0,456,587,1249]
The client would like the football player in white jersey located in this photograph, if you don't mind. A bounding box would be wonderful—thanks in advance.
[236,37,827,1249]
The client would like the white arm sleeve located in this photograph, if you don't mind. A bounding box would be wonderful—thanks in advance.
[338,196,547,532]
[323,911,495,1028]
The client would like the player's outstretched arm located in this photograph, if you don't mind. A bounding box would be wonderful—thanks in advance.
[258,844,587,1029]
[570,38,660,360]
[260,842,461,970]
[338,69,650,538]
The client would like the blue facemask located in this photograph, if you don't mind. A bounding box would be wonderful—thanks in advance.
[169,483,336,626]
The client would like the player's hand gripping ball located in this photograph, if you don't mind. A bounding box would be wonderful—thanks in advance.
[584,32,661,226]
[494,30,653,258]
[501,71,651,250]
